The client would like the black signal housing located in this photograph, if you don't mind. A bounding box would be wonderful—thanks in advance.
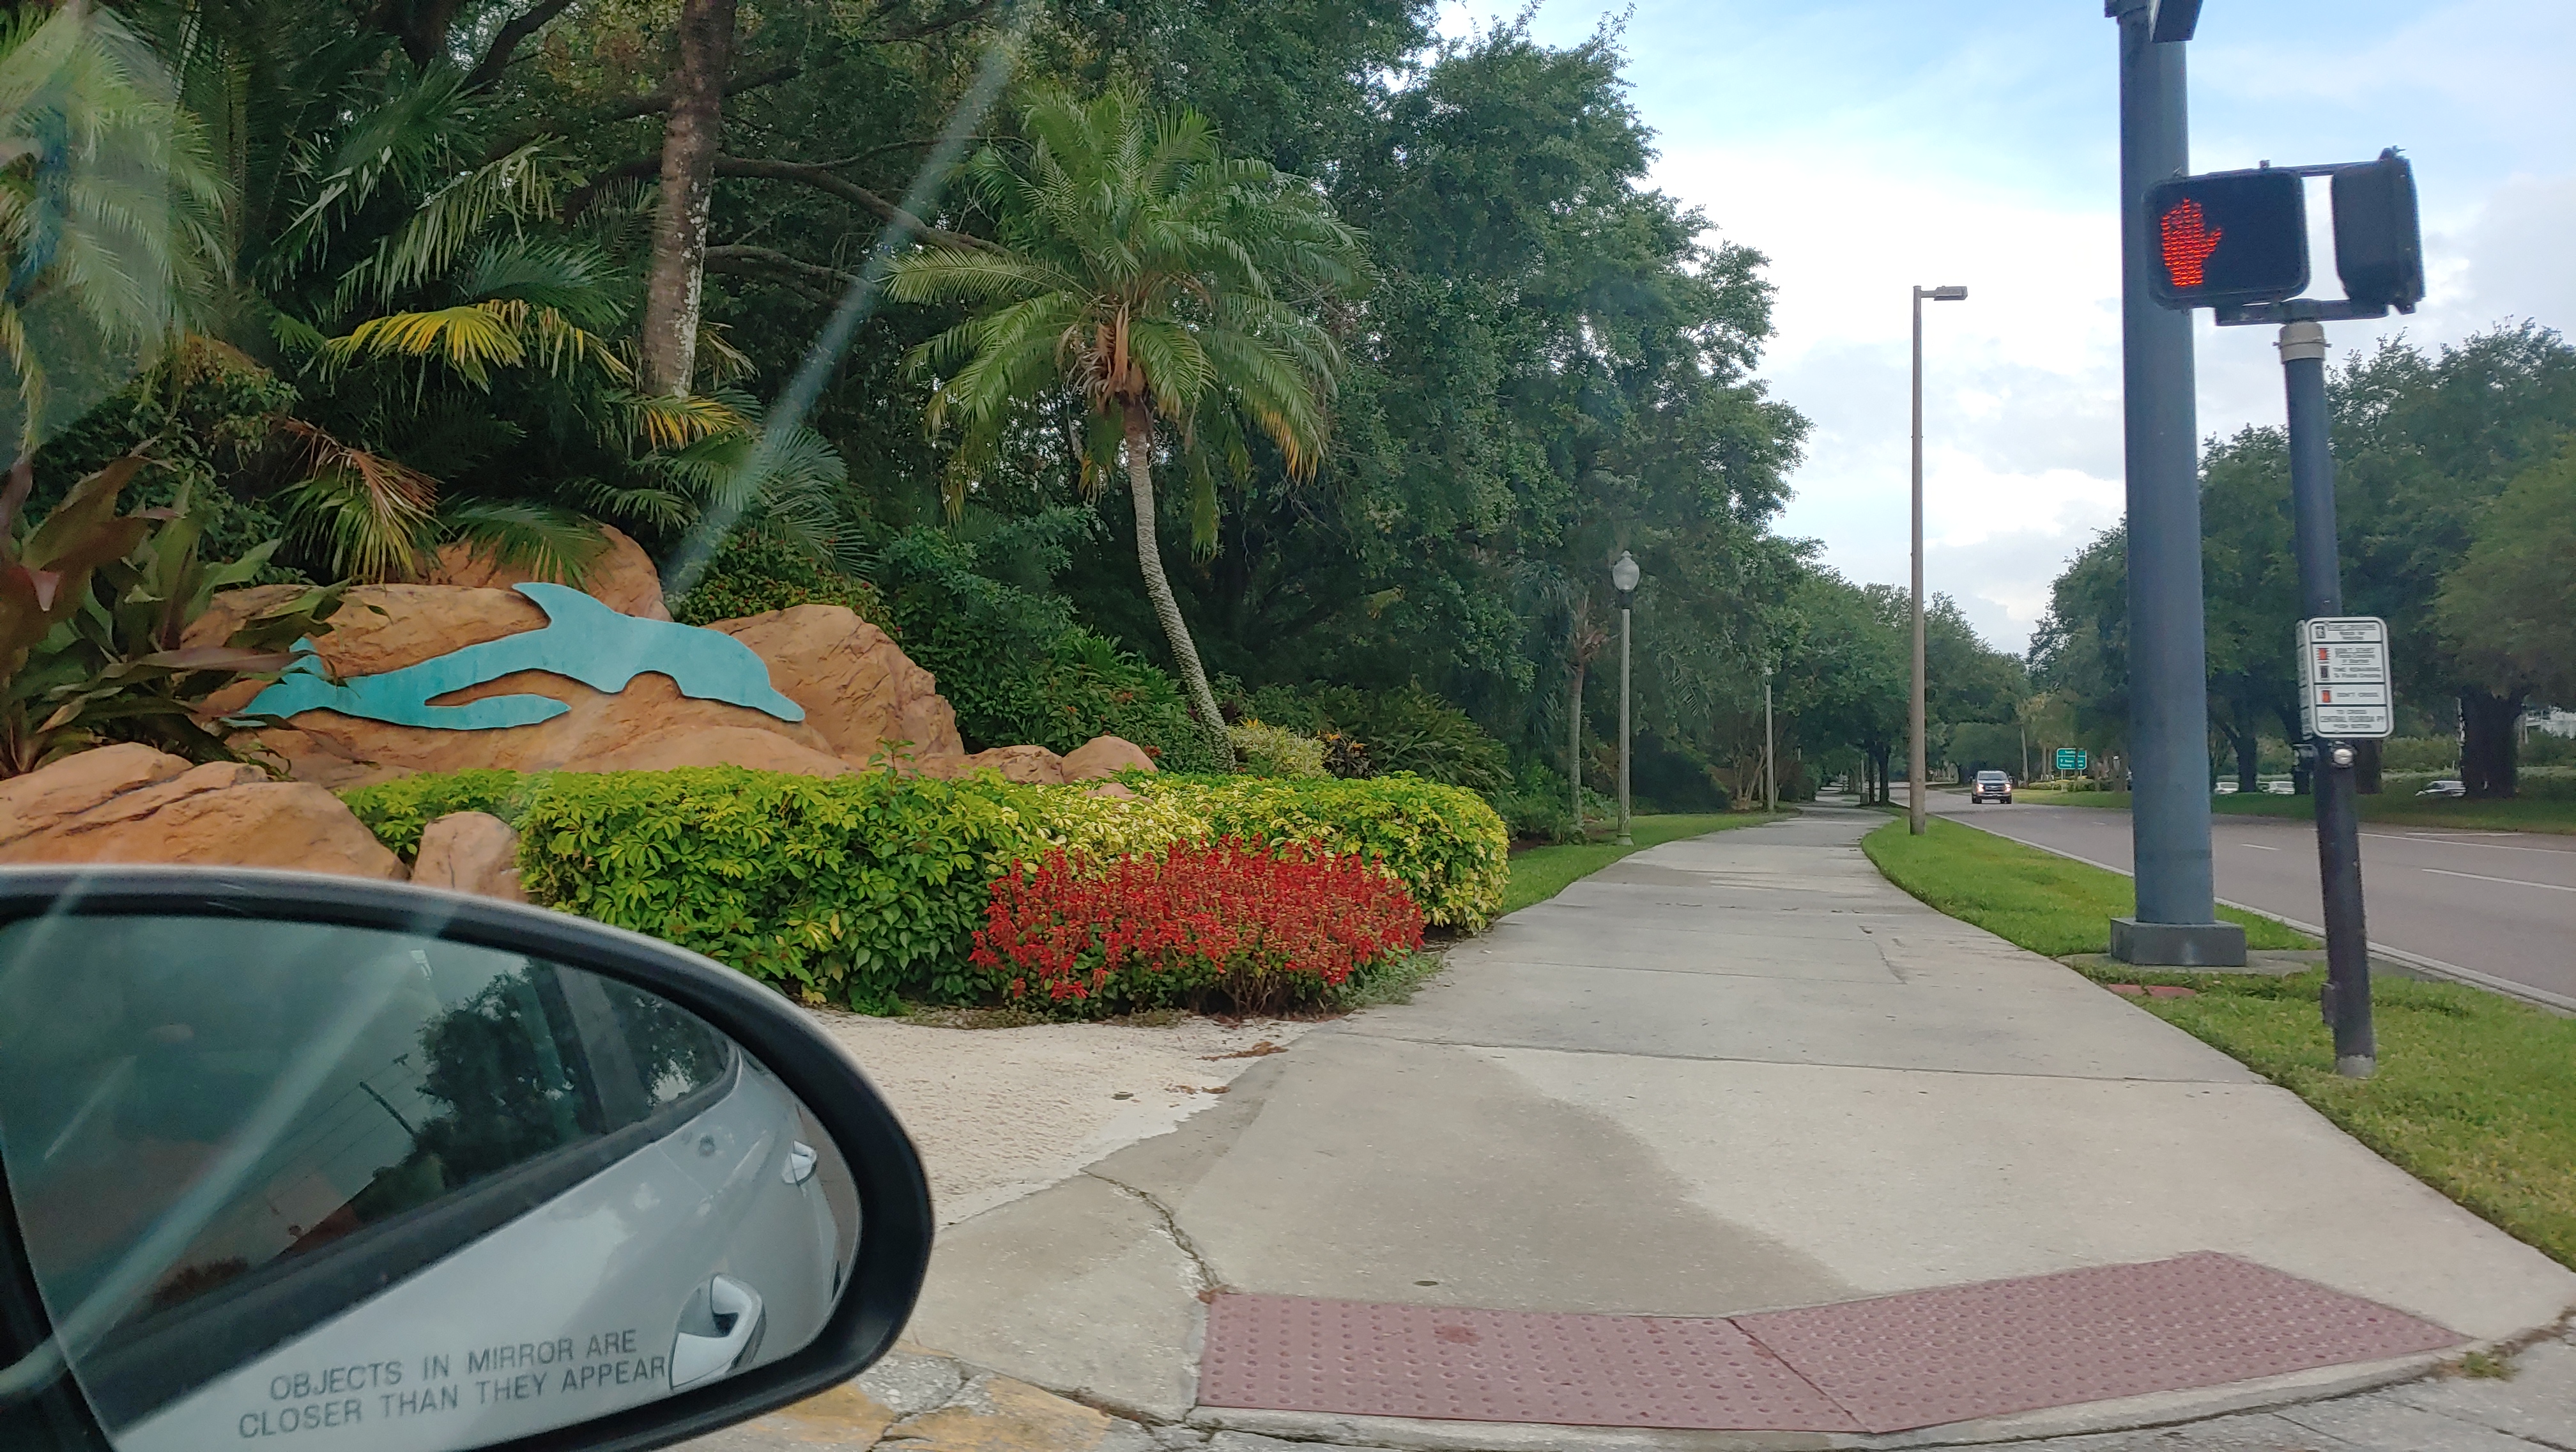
[2145,167,2309,310]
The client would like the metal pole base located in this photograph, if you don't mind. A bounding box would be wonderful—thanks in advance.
[2109,916,2248,967]
[2336,1055,2376,1079]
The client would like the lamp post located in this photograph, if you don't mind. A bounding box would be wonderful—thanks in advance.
[1910,283,1968,836]
[1762,658,1777,815]
[1612,550,1641,845]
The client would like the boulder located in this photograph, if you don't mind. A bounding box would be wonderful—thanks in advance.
[706,606,963,764]
[954,745,1066,785]
[187,583,842,789]
[426,523,670,620]
[1062,735,1156,782]
[590,727,854,778]
[0,746,404,879]
[413,812,527,902]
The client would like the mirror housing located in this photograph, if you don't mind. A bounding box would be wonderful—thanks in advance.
[0,866,932,1452]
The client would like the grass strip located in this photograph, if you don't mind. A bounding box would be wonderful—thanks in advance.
[1501,812,1786,917]
[2012,785,2576,835]
[1864,816,2576,1271]
[1862,817,2313,954]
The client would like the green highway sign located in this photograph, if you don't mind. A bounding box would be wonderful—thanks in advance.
[2054,748,2089,771]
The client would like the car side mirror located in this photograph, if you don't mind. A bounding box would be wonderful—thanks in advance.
[0,867,931,1452]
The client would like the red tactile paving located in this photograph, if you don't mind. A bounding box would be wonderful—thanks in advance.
[1196,1294,1860,1430]
[1196,1255,2462,1435]
[1731,1252,2462,1433]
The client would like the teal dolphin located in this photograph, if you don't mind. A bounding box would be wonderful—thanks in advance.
[245,582,806,730]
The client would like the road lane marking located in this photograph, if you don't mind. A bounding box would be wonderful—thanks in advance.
[2421,867,2576,893]
[2237,843,2281,851]
[1936,817,2576,1013]
[2363,831,2575,854]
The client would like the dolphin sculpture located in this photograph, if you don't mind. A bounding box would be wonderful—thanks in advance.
[245,582,806,730]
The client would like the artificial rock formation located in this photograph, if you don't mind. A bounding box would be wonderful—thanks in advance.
[186,579,979,789]
[412,811,528,902]
[1061,735,1154,782]
[707,606,963,763]
[426,523,671,620]
[0,744,404,879]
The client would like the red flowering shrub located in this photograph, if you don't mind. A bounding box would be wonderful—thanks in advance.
[967,839,1427,1016]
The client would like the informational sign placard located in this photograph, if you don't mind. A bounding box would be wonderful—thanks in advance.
[2054,747,2088,771]
[2297,617,2393,739]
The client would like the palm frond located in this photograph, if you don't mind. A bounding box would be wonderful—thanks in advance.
[272,419,438,582]
[436,498,604,585]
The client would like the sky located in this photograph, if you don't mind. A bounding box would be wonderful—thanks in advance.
[1434,0,2576,654]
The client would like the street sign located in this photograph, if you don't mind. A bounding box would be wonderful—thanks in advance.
[2054,748,2088,771]
[2297,617,2393,739]
[2145,168,2310,309]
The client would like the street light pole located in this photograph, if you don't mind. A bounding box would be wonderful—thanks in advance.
[1910,283,1966,836]
[1613,550,1641,846]
[1763,663,1777,815]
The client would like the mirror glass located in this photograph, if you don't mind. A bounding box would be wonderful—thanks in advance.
[0,913,861,1451]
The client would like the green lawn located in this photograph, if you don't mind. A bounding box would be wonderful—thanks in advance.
[2015,783,2576,835]
[1501,812,1788,916]
[1862,816,2314,955]
[1863,815,2576,1272]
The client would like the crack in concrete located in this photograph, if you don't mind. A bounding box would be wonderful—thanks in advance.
[1085,1168,1222,1296]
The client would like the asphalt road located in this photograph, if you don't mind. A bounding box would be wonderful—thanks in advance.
[1922,792,2576,1008]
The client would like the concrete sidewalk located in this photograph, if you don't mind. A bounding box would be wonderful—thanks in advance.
[880,808,2575,1448]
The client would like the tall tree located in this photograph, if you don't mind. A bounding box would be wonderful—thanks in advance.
[887,84,1363,752]
[2437,443,2576,714]
[636,0,734,396]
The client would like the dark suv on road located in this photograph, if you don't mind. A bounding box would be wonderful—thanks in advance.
[1970,770,2013,804]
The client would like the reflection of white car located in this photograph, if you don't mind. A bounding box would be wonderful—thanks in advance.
[2264,780,2296,795]
[2214,781,2239,794]
[0,916,857,1452]
[2418,778,2467,798]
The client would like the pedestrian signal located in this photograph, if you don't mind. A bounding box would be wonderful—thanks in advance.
[2145,168,2308,309]
[2332,150,2423,313]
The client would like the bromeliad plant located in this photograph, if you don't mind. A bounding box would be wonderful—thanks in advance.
[2,454,348,775]
[969,839,1425,1017]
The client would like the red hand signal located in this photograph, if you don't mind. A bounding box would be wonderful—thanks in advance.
[2159,199,2223,289]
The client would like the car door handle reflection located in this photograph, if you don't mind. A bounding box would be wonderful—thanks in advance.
[671,1275,764,1390]
[783,1141,818,1185]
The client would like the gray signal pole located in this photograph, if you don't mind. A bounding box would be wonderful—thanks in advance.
[2106,0,2243,966]
[2279,318,2375,1076]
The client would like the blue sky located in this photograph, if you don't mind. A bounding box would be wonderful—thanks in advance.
[1438,0,2576,653]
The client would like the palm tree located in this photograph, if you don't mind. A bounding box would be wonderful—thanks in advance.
[887,84,1363,757]
[0,3,221,495]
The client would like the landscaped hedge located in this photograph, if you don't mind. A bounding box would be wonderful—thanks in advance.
[341,766,1504,1006]
[1135,775,1510,931]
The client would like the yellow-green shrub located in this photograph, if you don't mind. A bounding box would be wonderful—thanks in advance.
[1137,774,1510,931]
[1226,720,1328,778]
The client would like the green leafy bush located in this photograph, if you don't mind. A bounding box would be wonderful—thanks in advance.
[667,532,887,627]
[1243,683,1508,793]
[1489,764,1583,844]
[6,458,347,776]
[1227,720,1328,778]
[341,769,540,859]
[515,768,1037,1012]
[1139,774,1510,930]
[347,765,1506,1003]
[875,523,1223,771]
